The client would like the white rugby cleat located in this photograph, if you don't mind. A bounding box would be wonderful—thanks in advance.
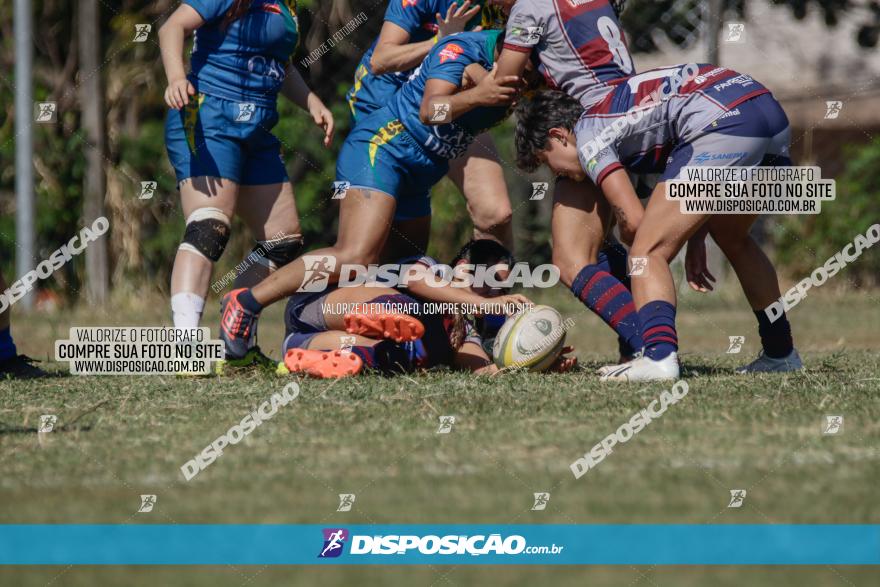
[735,349,803,374]
[600,352,680,382]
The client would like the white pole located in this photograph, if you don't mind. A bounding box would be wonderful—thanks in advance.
[14,0,35,310]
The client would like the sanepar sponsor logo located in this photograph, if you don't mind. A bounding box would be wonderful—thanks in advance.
[318,530,563,557]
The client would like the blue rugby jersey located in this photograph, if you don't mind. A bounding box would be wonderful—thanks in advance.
[185,0,299,108]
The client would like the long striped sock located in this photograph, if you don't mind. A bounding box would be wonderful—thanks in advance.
[570,262,643,354]
[597,244,637,356]
[639,301,678,361]
[754,309,793,358]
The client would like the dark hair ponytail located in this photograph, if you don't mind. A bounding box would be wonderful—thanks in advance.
[222,0,253,29]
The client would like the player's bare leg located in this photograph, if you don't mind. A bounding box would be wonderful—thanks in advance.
[213,180,305,367]
[233,181,303,290]
[221,188,396,358]
[550,178,612,288]
[707,215,780,310]
[448,132,513,248]
[602,182,709,382]
[251,188,395,304]
[707,214,801,372]
[385,216,431,259]
[170,177,238,330]
[552,179,643,366]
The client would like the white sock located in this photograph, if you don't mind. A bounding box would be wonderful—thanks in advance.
[171,292,205,330]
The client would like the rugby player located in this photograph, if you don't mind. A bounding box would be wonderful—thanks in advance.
[515,64,804,381]
[279,239,575,378]
[491,0,645,364]
[160,0,333,366]
[346,0,514,250]
[219,30,521,359]
[0,272,47,378]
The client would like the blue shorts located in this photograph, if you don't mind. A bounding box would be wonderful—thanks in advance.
[335,107,448,221]
[165,93,289,186]
[663,93,792,181]
[281,290,332,354]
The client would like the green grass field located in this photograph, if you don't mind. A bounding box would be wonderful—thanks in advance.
[1,281,878,586]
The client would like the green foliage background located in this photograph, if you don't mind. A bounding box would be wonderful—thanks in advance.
[0,0,877,302]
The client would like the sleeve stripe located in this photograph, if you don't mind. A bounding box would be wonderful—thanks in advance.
[596,162,624,186]
[502,42,533,53]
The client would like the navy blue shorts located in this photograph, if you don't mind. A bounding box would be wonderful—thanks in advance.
[165,93,289,186]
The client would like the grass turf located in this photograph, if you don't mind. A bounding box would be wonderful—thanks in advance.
[0,285,878,586]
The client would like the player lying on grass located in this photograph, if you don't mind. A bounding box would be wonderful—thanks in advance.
[219,29,523,359]
[515,64,804,381]
[278,239,576,378]
[347,1,514,250]
[487,0,645,364]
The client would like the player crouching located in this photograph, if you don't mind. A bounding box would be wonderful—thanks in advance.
[515,64,804,381]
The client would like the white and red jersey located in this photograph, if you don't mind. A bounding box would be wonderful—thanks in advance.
[503,0,635,109]
[575,64,772,185]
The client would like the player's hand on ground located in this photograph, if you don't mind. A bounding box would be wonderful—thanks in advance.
[436,1,482,39]
[550,346,578,373]
[473,65,520,107]
[308,95,335,147]
[685,236,716,292]
[164,78,195,110]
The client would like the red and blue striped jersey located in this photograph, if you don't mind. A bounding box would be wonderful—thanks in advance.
[503,0,635,109]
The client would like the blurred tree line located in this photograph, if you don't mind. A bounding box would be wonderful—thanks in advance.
[0,0,877,306]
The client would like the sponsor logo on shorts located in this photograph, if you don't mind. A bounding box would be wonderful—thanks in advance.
[692,151,748,165]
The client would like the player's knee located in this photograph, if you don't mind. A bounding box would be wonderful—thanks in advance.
[178,207,231,263]
[553,248,599,288]
[331,245,377,268]
[251,233,304,271]
[469,200,512,233]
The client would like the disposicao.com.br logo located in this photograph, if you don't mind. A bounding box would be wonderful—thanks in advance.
[317,528,564,558]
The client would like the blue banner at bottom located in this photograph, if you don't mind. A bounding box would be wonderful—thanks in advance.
[1,525,878,565]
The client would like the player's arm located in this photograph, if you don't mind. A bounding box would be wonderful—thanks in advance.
[158,4,205,109]
[419,67,518,124]
[453,341,498,375]
[280,65,334,147]
[597,168,644,245]
[494,47,532,80]
[371,1,481,75]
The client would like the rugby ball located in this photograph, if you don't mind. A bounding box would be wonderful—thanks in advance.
[492,305,567,372]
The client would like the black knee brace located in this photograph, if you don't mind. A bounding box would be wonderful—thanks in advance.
[251,234,304,270]
[178,208,231,262]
